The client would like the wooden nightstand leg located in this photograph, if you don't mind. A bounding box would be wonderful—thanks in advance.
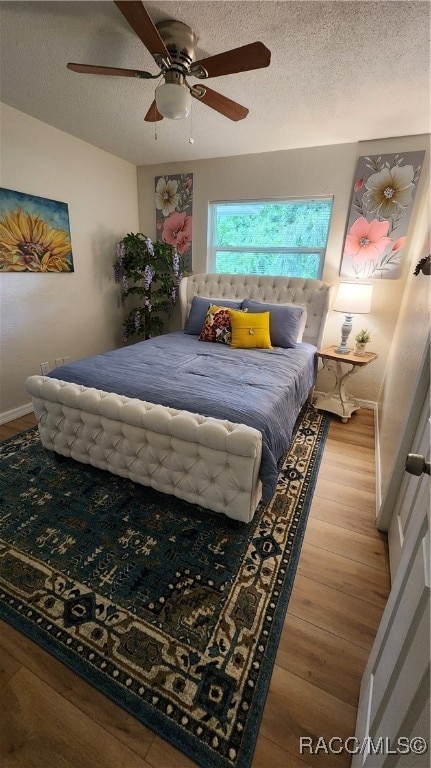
[315,346,377,423]
[314,361,361,422]
[338,366,360,419]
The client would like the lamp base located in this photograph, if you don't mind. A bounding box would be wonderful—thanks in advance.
[334,345,351,354]
[335,314,353,355]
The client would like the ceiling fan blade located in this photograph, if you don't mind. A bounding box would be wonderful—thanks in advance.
[67,63,153,78]
[144,100,164,122]
[114,1,169,60]
[192,42,270,78]
[193,86,248,121]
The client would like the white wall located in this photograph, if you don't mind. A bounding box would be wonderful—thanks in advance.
[0,104,139,416]
[377,180,430,510]
[137,135,429,401]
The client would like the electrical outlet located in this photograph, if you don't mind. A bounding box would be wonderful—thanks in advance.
[55,357,63,367]
[40,362,50,375]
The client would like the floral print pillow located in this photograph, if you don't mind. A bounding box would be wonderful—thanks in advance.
[199,304,233,345]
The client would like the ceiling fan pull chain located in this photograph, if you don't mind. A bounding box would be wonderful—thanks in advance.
[189,99,194,144]
[154,74,164,140]
[154,101,158,140]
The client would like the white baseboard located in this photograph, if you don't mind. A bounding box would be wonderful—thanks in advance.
[374,404,382,516]
[0,402,34,425]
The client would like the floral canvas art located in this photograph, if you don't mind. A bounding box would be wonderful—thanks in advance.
[340,151,424,279]
[0,187,73,272]
[155,173,193,270]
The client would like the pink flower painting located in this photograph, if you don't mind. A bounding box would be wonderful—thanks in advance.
[344,217,392,264]
[391,236,406,252]
[155,173,193,269]
[340,152,424,279]
[162,212,192,255]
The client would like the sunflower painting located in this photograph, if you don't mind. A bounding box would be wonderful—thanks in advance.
[340,151,424,279]
[155,174,193,270]
[0,188,73,273]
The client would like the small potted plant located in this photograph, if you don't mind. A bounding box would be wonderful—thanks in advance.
[354,329,371,356]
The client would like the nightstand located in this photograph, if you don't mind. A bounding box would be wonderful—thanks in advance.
[314,345,378,423]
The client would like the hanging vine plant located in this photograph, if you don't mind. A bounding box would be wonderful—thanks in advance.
[114,232,184,342]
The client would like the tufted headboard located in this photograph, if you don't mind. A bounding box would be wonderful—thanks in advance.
[179,273,331,348]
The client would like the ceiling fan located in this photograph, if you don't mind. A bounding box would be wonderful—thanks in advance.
[67,1,271,122]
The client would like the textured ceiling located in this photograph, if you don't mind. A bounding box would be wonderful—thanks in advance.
[1,1,430,166]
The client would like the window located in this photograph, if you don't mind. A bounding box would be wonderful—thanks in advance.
[208,198,333,279]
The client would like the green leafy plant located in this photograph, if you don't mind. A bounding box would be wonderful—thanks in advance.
[355,328,371,344]
[114,233,184,342]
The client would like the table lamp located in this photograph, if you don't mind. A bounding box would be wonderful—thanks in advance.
[333,282,373,354]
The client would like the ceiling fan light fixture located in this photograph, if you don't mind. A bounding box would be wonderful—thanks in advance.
[155,82,191,119]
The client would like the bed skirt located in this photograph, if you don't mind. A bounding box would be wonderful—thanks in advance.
[26,376,263,523]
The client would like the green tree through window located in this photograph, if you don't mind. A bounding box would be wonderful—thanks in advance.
[208,199,333,278]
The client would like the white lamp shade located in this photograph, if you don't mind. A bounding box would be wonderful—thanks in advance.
[155,83,191,120]
[333,282,373,314]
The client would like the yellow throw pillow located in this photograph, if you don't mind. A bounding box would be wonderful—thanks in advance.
[229,309,272,349]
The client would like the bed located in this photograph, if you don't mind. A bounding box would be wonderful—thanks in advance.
[26,274,330,523]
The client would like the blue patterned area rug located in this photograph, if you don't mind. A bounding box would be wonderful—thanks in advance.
[0,407,328,768]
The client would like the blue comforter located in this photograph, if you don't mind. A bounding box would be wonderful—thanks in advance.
[50,332,316,502]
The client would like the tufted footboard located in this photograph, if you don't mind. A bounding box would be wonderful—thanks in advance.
[26,376,263,523]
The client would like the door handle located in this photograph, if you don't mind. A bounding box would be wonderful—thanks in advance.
[405,453,431,476]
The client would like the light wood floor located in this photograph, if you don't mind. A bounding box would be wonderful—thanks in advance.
[0,409,389,768]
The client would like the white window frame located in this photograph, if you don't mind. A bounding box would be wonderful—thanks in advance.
[207,197,333,279]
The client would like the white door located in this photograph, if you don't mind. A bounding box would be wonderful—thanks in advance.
[353,391,430,768]
[387,388,430,581]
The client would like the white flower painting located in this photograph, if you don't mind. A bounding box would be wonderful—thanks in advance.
[340,151,424,279]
